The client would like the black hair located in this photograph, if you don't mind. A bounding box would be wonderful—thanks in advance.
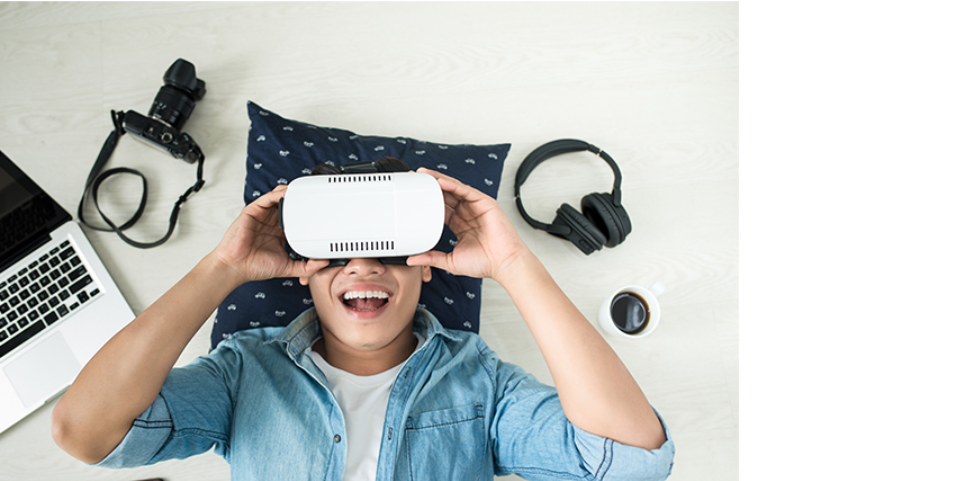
[310,163,343,176]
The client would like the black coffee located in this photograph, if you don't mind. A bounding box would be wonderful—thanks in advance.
[610,292,649,334]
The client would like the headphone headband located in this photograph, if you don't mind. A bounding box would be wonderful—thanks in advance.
[514,139,623,234]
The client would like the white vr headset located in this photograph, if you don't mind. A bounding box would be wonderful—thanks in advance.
[279,171,445,259]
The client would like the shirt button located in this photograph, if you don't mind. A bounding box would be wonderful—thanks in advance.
[334,434,342,443]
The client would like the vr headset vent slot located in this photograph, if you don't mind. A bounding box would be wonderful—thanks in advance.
[330,240,395,252]
[326,174,393,183]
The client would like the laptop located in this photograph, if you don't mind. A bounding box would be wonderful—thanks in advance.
[0,148,135,434]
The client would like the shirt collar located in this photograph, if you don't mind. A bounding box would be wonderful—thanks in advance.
[271,307,462,360]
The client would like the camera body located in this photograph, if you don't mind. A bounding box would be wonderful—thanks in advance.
[124,59,205,163]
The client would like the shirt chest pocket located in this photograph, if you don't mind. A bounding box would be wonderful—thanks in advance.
[404,403,487,480]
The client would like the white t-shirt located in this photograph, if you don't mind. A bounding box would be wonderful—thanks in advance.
[309,333,423,481]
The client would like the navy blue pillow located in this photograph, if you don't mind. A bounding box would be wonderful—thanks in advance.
[211,101,509,348]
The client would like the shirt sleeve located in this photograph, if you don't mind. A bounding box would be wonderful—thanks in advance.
[94,339,243,468]
[485,345,675,481]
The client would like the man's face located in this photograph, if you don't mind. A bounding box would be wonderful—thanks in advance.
[304,259,431,353]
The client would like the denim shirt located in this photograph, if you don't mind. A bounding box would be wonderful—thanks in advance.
[97,308,675,480]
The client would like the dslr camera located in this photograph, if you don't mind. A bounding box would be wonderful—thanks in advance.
[123,58,206,163]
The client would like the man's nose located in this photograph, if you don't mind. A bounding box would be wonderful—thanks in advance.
[343,258,385,275]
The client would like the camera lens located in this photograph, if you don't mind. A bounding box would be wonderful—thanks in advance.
[149,85,195,131]
[163,59,205,100]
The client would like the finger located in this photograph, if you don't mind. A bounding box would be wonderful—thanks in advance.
[245,186,288,215]
[438,176,487,205]
[418,167,464,195]
[418,167,491,205]
[419,168,465,225]
[418,168,461,206]
[286,258,329,280]
[406,250,452,272]
[297,258,328,286]
[240,186,292,232]
[442,192,462,211]
[263,184,289,202]
[416,166,445,180]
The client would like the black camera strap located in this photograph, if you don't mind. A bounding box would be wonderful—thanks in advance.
[77,110,206,249]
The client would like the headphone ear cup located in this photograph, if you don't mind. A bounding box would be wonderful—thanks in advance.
[581,193,631,248]
[552,203,607,255]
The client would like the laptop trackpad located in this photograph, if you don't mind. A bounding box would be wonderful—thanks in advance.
[3,332,81,408]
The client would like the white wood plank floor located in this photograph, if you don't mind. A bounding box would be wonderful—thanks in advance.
[0,2,738,480]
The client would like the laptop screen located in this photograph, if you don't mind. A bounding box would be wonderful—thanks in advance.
[0,149,72,272]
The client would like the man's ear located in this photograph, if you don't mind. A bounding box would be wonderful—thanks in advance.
[421,265,432,283]
[299,275,312,286]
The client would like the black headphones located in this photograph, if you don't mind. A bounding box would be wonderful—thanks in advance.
[515,139,632,255]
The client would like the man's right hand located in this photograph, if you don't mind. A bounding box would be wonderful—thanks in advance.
[212,184,327,284]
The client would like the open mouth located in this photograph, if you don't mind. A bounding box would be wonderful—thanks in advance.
[341,290,390,312]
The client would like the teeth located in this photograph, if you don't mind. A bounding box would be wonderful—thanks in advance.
[343,290,389,300]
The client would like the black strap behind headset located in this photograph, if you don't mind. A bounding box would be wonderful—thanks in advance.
[77,110,206,249]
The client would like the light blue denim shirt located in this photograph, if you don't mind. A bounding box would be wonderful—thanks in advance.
[97,308,675,480]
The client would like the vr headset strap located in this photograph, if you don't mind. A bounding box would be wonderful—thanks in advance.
[77,110,206,249]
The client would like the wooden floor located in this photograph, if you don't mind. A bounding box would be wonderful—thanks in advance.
[0,3,737,480]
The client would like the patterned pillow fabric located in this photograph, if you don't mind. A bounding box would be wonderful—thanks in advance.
[211,101,510,349]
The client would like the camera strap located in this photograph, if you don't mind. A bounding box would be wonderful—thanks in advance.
[77,110,206,249]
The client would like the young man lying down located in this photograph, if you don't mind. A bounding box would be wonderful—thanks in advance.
[52,162,675,480]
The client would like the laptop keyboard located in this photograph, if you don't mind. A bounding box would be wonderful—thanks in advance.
[0,239,101,360]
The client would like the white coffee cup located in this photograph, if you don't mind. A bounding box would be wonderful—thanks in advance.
[598,281,665,339]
